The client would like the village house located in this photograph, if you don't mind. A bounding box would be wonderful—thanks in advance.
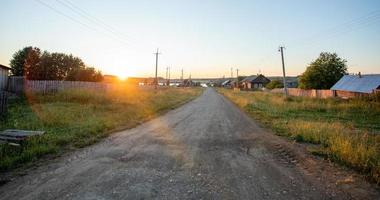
[0,64,11,91]
[331,74,380,97]
[241,74,271,89]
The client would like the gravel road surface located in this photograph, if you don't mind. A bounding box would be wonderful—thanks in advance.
[0,88,378,200]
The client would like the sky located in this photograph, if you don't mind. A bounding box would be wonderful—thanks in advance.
[0,0,380,79]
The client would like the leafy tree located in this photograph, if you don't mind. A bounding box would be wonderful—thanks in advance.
[10,46,41,76]
[266,80,284,89]
[66,67,103,82]
[9,47,103,81]
[299,52,347,89]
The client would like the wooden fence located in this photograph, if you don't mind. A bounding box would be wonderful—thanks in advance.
[270,88,369,99]
[0,92,8,117]
[287,88,334,98]
[25,80,109,93]
[7,77,110,94]
[7,76,24,94]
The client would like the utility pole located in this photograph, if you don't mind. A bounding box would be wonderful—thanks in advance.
[236,68,239,88]
[230,67,233,79]
[278,46,288,96]
[168,67,171,86]
[181,68,184,83]
[166,67,168,80]
[154,48,161,89]
[165,67,168,86]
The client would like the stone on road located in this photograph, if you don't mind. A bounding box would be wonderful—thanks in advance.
[0,88,363,199]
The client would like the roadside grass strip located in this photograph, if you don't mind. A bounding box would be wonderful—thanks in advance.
[0,86,203,171]
[217,88,380,184]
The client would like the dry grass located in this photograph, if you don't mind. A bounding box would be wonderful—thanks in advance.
[217,88,380,183]
[0,85,203,171]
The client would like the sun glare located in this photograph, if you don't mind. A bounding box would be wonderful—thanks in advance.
[117,74,129,81]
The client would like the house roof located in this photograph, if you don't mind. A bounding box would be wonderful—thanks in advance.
[331,74,380,93]
[241,75,258,82]
[0,64,11,70]
[221,80,231,86]
[241,74,271,83]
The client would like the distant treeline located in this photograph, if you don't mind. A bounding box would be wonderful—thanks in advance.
[10,46,103,82]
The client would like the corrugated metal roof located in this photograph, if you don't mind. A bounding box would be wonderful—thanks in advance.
[331,74,380,93]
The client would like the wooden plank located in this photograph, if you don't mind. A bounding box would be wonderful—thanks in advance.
[0,130,45,145]
[0,135,25,141]
[0,129,45,137]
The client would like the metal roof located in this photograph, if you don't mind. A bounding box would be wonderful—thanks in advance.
[221,80,231,86]
[331,74,380,93]
[241,75,258,82]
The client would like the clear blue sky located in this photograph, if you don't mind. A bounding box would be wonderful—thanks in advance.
[1,0,379,78]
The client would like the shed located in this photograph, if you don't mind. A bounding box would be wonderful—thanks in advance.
[0,64,11,91]
[241,74,271,89]
[331,74,380,94]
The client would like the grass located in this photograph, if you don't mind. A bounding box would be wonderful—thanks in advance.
[217,88,380,183]
[0,85,203,172]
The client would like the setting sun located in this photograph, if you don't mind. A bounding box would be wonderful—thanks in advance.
[106,66,138,81]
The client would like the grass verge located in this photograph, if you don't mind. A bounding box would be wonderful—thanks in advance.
[217,88,380,184]
[0,86,203,172]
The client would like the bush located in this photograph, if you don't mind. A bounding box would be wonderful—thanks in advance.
[266,80,284,89]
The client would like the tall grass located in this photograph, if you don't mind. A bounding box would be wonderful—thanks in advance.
[217,88,380,183]
[0,86,203,171]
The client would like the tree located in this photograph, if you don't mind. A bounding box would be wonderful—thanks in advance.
[299,52,347,89]
[266,80,284,89]
[9,47,103,81]
[10,46,41,76]
[66,67,103,82]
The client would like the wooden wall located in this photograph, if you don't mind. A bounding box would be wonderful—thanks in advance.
[0,68,9,91]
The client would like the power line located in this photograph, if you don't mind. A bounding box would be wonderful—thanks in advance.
[58,0,159,49]
[35,0,105,36]
[35,0,158,52]
[289,9,380,48]
[254,9,380,66]
[56,0,140,47]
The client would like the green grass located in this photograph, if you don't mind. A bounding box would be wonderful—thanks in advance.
[0,86,203,171]
[217,88,380,183]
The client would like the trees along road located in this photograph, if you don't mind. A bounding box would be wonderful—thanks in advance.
[0,88,379,200]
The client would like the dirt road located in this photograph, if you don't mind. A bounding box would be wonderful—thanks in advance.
[0,88,378,199]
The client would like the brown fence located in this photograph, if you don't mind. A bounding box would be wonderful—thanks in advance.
[287,88,334,98]
[270,88,369,99]
[7,77,110,94]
